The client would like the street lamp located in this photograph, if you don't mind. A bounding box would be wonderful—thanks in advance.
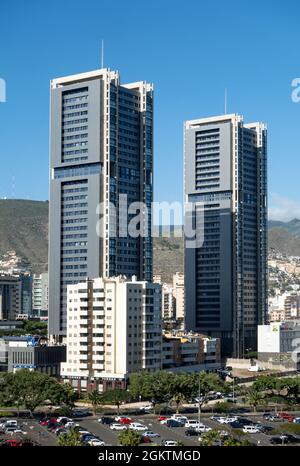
[198,374,201,424]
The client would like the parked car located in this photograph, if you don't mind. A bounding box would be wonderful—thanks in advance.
[99,416,115,425]
[195,425,212,433]
[218,416,238,424]
[87,438,105,446]
[270,435,290,445]
[118,417,133,425]
[165,419,182,427]
[64,421,78,429]
[185,419,204,429]
[56,417,73,424]
[139,405,153,412]
[278,412,295,422]
[129,423,148,432]
[185,429,199,436]
[160,418,172,425]
[5,427,27,435]
[158,416,168,422]
[162,440,178,446]
[242,425,260,434]
[257,425,274,434]
[293,417,300,424]
[265,415,281,422]
[171,414,188,422]
[110,423,127,431]
[230,421,243,429]
[143,431,160,438]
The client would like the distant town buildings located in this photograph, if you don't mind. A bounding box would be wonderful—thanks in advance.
[184,114,268,358]
[60,276,161,392]
[153,273,185,321]
[173,272,184,320]
[49,68,154,340]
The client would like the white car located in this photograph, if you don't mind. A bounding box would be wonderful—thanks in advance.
[143,431,160,438]
[195,425,212,433]
[242,425,260,434]
[57,417,73,424]
[171,415,188,424]
[110,423,127,431]
[5,427,27,435]
[185,419,204,428]
[139,405,153,412]
[162,440,178,446]
[64,421,78,428]
[218,417,237,424]
[129,423,148,431]
[88,439,105,446]
[171,414,188,421]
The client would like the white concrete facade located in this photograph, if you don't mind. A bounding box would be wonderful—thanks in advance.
[60,276,162,391]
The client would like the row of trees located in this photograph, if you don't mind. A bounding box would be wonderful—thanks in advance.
[84,371,230,415]
[0,320,47,337]
[129,370,228,412]
[0,369,77,415]
[241,375,300,412]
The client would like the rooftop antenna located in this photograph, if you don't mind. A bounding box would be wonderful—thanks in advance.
[224,87,227,114]
[101,39,104,69]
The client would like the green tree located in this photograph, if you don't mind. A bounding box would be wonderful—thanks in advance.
[58,428,83,446]
[199,430,221,446]
[223,437,251,446]
[246,387,265,412]
[118,429,141,446]
[101,389,129,415]
[87,390,103,416]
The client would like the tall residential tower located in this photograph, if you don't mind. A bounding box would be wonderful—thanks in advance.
[49,68,153,339]
[184,114,267,357]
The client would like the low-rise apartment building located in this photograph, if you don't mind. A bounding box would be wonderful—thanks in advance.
[162,332,221,372]
[60,276,162,392]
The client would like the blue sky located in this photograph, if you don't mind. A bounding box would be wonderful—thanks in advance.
[0,0,300,220]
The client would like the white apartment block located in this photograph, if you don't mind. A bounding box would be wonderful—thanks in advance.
[162,283,175,320]
[32,273,48,316]
[173,272,184,320]
[60,276,162,392]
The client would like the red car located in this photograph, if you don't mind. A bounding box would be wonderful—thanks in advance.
[39,418,57,426]
[158,416,168,422]
[278,412,295,422]
[119,417,133,425]
[2,439,21,447]
[140,435,152,444]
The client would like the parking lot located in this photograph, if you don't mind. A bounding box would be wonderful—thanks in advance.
[1,410,300,446]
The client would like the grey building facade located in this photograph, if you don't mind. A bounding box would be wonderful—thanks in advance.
[49,69,153,339]
[184,114,267,357]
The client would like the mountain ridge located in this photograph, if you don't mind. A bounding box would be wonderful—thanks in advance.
[0,199,299,280]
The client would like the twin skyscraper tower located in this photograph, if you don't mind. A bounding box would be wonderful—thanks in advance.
[49,67,267,357]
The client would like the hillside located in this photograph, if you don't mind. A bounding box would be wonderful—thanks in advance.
[1,199,300,278]
[0,199,49,273]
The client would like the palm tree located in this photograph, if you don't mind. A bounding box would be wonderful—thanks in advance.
[58,428,83,446]
[87,390,103,416]
[246,388,264,413]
